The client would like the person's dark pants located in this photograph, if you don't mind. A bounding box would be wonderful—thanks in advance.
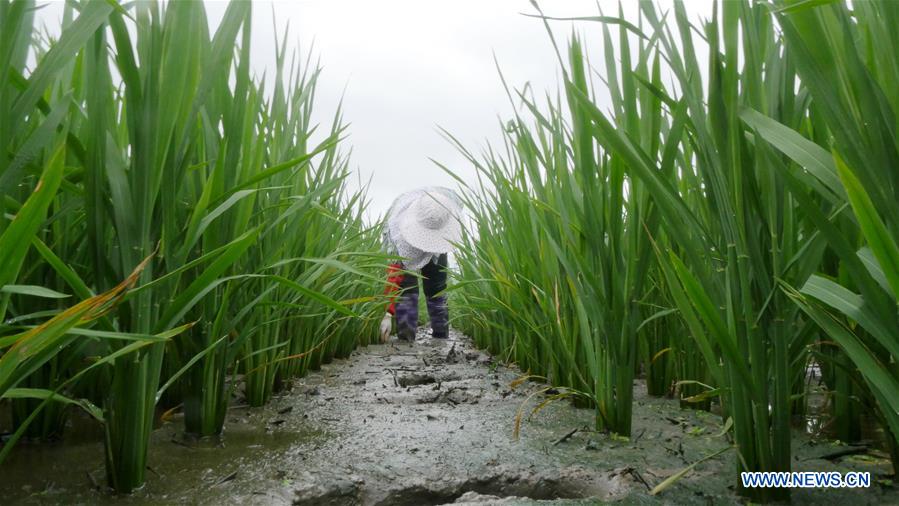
[395,254,448,340]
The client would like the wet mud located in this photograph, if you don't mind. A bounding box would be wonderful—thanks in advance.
[2,329,897,505]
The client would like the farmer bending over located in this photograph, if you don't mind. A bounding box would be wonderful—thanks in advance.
[379,187,462,342]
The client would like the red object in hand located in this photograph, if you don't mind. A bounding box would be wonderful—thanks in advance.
[385,263,404,315]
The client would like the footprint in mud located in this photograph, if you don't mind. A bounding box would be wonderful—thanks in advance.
[416,387,481,405]
[391,367,462,388]
[397,373,437,387]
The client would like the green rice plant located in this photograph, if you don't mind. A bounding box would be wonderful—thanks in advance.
[536,1,825,500]
[815,342,865,441]
[88,3,263,490]
[3,142,74,440]
[4,0,383,491]
[91,1,379,483]
[198,29,387,409]
[9,356,67,440]
[0,249,192,460]
[0,146,85,400]
[639,320,674,398]
[234,95,384,406]
[449,2,677,435]
[558,27,670,435]
[449,114,597,396]
[1,0,99,440]
[742,0,899,469]
[578,3,817,499]
[801,223,866,428]
[638,277,677,399]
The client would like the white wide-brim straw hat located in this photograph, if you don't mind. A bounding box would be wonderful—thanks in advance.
[392,190,462,254]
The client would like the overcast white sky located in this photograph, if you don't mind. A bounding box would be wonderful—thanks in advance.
[35,0,711,218]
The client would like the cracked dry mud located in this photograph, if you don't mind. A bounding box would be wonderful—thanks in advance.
[2,329,897,505]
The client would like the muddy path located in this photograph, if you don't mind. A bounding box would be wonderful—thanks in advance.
[2,330,897,505]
